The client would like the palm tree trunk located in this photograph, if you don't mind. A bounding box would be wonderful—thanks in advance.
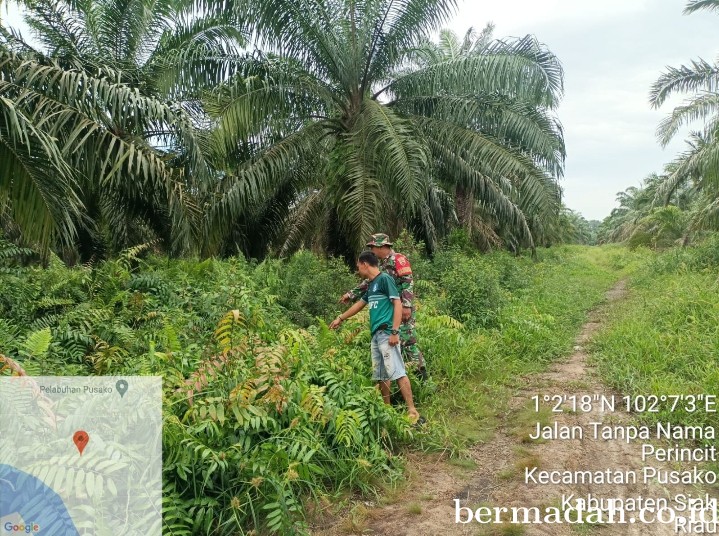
[455,185,474,237]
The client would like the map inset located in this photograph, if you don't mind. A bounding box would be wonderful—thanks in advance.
[0,377,162,535]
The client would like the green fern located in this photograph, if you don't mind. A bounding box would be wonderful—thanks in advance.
[214,309,247,351]
[161,483,194,536]
[0,319,21,350]
[29,313,63,331]
[117,242,155,272]
[334,409,362,448]
[162,322,181,353]
[300,385,328,424]
[22,327,52,358]
[1,249,410,534]
[36,297,75,310]
[0,239,35,262]
[423,314,464,330]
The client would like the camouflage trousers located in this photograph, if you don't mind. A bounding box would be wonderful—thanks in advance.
[399,310,425,371]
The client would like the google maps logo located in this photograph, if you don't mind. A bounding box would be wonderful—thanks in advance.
[3,522,40,534]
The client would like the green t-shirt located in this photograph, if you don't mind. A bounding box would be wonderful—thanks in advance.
[360,272,400,335]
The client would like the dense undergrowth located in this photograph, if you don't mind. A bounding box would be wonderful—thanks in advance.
[0,240,634,534]
[591,236,719,478]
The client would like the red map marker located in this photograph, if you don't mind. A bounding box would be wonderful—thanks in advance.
[73,430,89,455]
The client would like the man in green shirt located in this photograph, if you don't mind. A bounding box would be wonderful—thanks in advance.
[330,251,420,423]
[340,233,427,380]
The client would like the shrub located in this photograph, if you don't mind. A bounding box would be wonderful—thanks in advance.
[626,206,687,250]
[0,251,409,535]
[438,254,504,328]
[645,233,719,274]
[255,251,355,327]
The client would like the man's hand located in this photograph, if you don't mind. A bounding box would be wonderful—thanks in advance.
[339,293,352,304]
[389,333,400,346]
[401,306,412,322]
[331,301,365,330]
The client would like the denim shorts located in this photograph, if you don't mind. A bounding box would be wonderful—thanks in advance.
[370,331,407,381]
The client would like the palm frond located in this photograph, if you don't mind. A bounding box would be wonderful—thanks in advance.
[437,28,461,59]
[0,97,80,248]
[239,0,347,83]
[352,99,428,211]
[414,115,556,198]
[655,92,719,146]
[209,122,324,229]
[650,59,719,108]
[418,179,453,250]
[655,136,706,203]
[684,0,719,14]
[205,54,334,153]
[277,189,327,257]
[688,192,719,231]
[387,35,563,108]
[334,148,384,253]
[427,138,534,246]
[22,0,93,59]
[1,48,206,253]
[145,15,247,97]
[368,0,459,82]
[395,94,565,177]
[515,170,562,229]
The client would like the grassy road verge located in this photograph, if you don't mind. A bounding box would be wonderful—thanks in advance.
[591,240,719,477]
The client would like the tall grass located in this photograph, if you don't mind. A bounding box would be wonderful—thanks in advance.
[591,238,719,477]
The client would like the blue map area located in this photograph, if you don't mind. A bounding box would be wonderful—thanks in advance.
[0,464,78,535]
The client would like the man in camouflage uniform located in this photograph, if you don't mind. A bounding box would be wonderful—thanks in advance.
[340,233,427,380]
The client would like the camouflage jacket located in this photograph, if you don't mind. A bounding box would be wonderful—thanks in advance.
[348,251,414,308]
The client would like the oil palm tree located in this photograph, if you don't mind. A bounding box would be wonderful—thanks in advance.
[653,133,719,237]
[206,0,565,257]
[2,0,245,260]
[0,41,206,259]
[650,0,719,234]
[597,174,669,243]
[409,25,565,250]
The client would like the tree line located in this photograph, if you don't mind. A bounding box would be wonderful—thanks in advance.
[600,0,719,248]
[1,0,573,264]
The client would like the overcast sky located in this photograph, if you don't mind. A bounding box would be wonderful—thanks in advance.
[447,0,718,220]
[3,1,717,220]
